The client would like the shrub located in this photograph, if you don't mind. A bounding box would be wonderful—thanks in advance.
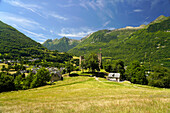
[30,68,50,88]
[14,75,23,90]
[147,66,170,88]
[0,73,14,92]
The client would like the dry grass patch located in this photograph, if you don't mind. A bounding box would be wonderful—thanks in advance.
[0,76,170,113]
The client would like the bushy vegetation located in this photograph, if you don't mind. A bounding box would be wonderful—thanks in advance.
[86,53,100,72]
[0,73,14,92]
[104,59,125,80]
[147,66,170,88]
[0,67,51,92]
[125,61,148,85]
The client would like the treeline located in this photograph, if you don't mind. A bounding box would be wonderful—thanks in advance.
[78,53,170,88]
[147,18,170,32]
[0,68,51,92]
[104,59,170,88]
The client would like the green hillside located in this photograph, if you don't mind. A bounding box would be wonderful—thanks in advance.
[0,20,72,66]
[68,16,170,68]
[0,20,45,58]
[0,76,169,113]
[43,37,80,52]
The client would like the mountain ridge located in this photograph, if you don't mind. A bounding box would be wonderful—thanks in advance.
[43,37,80,52]
[68,15,170,67]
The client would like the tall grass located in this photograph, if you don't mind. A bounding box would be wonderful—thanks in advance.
[0,76,170,113]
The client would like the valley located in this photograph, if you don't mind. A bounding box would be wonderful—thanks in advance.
[0,13,170,113]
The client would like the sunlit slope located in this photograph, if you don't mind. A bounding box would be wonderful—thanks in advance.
[0,76,169,113]
[68,16,170,67]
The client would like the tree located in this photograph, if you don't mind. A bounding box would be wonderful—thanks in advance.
[0,73,14,92]
[87,53,99,72]
[104,60,113,72]
[30,68,50,88]
[147,66,170,88]
[1,65,6,72]
[113,60,125,80]
[14,75,23,90]
[65,61,74,75]
[125,61,148,85]
[22,72,34,89]
[104,60,125,80]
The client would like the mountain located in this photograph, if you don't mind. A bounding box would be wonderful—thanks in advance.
[43,37,80,52]
[0,20,72,65]
[0,20,47,58]
[68,15,170,68]
[68,27,142,57]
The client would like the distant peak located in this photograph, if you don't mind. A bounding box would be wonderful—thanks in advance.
[151,15,167,24]
[157,15,166,19]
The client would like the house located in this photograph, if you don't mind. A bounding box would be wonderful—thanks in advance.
[50,72,62,82]
[108,73,120,82]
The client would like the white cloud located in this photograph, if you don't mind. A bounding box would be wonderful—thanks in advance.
[57,3,75,8]
[58,27,95,38]
[133,9,143,12]
[4,0,43,17]
[79,0,114,20]
[151,0,160,9]
[21,29,47,40]
[79,3,89,10]
[143,21,149,25]
[49,12,68,20]
[11,24,47,43]
[0,12,39,29]
[103,21,110,27]
[107,27,115,30]
[80,0,105,10]
[5,0,69,20]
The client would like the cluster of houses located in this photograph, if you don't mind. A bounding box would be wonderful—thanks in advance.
[0,59,64,82]
[1,58,122,82]
[31,66,64,82]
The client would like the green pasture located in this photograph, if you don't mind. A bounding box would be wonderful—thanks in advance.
[0,76,169,113]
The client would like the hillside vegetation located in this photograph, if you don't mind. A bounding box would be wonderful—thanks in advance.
[68,16,170,67]
[0,76,169,113]
[43,37,80,52]
[0,20,45,57]
[0,20,72,66]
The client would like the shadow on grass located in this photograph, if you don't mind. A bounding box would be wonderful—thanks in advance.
[80,72,107,78]
[43,78,94,89]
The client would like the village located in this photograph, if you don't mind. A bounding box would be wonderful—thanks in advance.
[0,53,122,84]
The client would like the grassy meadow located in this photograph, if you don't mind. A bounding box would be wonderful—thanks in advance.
[0,76,170,113]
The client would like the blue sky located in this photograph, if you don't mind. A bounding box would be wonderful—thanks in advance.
[0,0,170,43]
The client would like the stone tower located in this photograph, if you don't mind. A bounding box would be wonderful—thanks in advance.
[97,53,102,69]
[79,56,84,69]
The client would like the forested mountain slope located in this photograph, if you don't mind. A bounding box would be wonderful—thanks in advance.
[68,16,170,67]
[0,20,72,64]
[0,20,45,58]
[43,37,80,52]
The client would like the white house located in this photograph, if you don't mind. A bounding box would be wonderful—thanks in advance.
[108,73,120,82]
